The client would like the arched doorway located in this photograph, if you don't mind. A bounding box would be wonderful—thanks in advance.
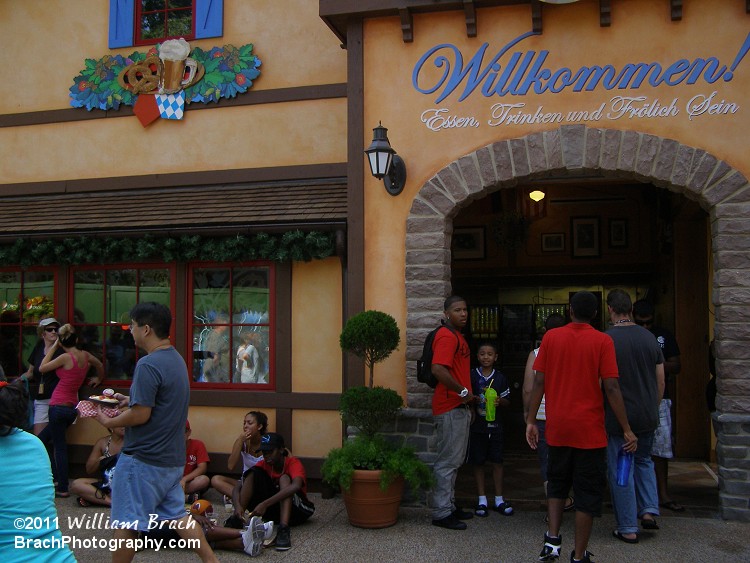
[404,125,750,520]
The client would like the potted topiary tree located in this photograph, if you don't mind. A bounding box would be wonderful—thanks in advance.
[322,310,433,528]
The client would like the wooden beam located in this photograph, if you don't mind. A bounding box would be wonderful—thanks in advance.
[671,0,682,21]
[399,8,413,42]
[599,0,611,27]
[464,0,477,38]
[531,0,542,33]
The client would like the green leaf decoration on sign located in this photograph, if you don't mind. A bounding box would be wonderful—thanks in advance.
[70,44,261,111]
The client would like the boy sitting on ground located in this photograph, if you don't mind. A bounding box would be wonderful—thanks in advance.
[228,432,315,551]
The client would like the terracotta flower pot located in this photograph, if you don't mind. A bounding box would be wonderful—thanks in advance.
[342,469,405,528]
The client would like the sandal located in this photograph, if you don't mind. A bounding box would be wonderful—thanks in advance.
[640,516,659,530]
[613,530,639,544]
[659,500,685,512]
[494,501,514,516]
[77,496,92,507]
[474,504,489,517]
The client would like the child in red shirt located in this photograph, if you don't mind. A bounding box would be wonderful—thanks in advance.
[182,420,210,502]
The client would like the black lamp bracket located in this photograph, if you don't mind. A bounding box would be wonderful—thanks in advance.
[383,154,407,196]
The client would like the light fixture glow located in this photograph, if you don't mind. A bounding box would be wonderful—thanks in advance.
[529,190,546,202]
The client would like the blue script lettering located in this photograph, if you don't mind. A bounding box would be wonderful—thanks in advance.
[412,31,750,103]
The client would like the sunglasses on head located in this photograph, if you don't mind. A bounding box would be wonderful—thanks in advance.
[44,327,58,332]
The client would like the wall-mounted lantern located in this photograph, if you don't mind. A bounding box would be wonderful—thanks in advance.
[364,122,407,196]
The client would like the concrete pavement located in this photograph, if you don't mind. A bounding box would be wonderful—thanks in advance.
[54,486,747,562]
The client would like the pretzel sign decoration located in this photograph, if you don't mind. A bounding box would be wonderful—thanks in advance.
[118,55,161,94]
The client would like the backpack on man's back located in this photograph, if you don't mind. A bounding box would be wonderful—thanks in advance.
[416,324,458,388]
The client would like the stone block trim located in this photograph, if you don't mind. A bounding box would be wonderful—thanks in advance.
[403,124,750,520]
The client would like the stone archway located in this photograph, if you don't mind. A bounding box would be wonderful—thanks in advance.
[404,124,750,521]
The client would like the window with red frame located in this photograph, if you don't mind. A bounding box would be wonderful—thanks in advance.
[109,0,222,49]
[0,270,57,379]
[190,264,273,387]
[71,265,175,381]
[136,0,194,44]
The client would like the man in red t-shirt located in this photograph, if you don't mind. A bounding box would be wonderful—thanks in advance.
[234,432,314,552]
[181,420,210,502]
[430,296,475,531]
[526,291,636,563]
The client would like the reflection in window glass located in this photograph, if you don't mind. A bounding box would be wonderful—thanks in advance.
[105,323,136,380]
[0,270,55,377]
[74,270,105,325]
[21,326,39,375]
[108,270,137,329]
[234,327,269,384]
[191,265,271,386]
[138,0,193,42]
[193,269,230,323]
[72,266,173,381]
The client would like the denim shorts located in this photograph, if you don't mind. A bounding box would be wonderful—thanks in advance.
[111,453,185,531]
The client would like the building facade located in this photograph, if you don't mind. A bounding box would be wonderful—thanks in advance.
[320,0,750,520]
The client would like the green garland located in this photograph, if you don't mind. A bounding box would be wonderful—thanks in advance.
[0,231,336,267]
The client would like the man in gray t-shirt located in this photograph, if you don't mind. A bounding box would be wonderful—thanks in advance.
[605,290,664,542]
[124,347,189,467]
[96,302,218,562]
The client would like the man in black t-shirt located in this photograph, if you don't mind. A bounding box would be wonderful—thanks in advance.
[633,299,684,512]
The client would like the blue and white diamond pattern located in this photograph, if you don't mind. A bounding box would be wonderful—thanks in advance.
[156,92,185,120]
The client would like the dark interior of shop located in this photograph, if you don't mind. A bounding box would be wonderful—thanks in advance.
[450,180,712,459]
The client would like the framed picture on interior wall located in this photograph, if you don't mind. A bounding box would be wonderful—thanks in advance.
[452,227,485,260]
[571,217,600,258]
[609,219,628,248]
[541,233,565,253]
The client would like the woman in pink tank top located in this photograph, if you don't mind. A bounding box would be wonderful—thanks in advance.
[37,324,103,497]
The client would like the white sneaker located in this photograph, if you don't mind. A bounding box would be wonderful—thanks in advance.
[241,516,265,557]
[261,520,277,546]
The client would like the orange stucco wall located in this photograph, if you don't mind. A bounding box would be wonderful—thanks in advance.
[0,99,346,182]
[362,0,750,392]
[0,0,346,114]
[291,257,343,394]
[0,0,347,183]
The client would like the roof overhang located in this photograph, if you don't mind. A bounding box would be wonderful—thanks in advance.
[320,0,696,45]
[0,179,347,240]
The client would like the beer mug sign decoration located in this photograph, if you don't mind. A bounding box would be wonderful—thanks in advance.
[158,39,199,94]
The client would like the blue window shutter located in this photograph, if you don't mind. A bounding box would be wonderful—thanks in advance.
[195,0,223,39]
[109,0,135,48]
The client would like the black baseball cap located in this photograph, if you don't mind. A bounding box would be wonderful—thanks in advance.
[259,432,285,451]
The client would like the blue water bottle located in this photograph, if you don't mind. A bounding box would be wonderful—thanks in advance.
[616,448,633,487]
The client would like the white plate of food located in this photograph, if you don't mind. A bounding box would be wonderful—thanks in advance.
[88,395,120,406]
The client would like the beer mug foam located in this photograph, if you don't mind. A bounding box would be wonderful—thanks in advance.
[158,38,197,94]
